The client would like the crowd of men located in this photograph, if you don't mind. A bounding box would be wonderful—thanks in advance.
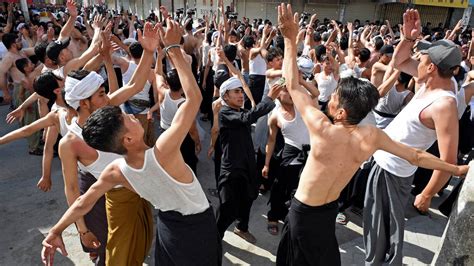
[0,1,472,265]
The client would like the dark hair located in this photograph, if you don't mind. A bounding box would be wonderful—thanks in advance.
[2,33,18,49]
[15,58,29,74]
[313,32,322,42]
[315,45,326,62]
[33,71,61,101]
[53,25,61,36]
[184,18,193,31]
[129,42,143,59]
[336,77,379,125]
[437,67,456,79]
[165,69,182,91]
[398,72,412,87]
[266,47,283,62]
[359,48,371,62]
[274,35,285,53]
[242,35,255,49]
[206,31,214,44]
[34,42,48,63]
[339,36,348,51]
[223,44,237,62]
[374,37,384,51]
[68,69,90,80]
[83,106,127,155]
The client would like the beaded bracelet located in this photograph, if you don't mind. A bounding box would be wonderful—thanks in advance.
[164,44,181,55]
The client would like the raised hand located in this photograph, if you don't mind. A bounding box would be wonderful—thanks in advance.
[99,32,112,59]
[347,22,353,33]
[41,232,68,266]
[160,6,170,19]
[138,22,161,52]
[158,19,183,47]
[47,27,54,42]
[66,0,78,17]
[36,25,45,40]
[92,14,107,30]
[278,3,299,41]
[402,9,421,41]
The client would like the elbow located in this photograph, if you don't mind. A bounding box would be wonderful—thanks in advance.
[408,149,423,166]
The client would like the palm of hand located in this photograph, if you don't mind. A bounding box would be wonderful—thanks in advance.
[403,10,421,40]
[139,22,160,52]
[67,0,78,17]
[161,20,182,46]
[278,4,298,39]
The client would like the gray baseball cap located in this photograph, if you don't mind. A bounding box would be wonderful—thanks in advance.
[417,39,462,71]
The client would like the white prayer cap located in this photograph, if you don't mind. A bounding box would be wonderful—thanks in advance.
[219,77,242,99]
[297,56,314,79]
[65,72,105,110]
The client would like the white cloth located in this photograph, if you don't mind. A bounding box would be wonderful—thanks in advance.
[118,148,210,215]
[219,77,242,98]
[64,72,104,110]
[373,85,457,177]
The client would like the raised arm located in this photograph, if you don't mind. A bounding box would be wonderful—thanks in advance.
[278,4,327,129]
[378,67,400,97]
[108,22,159,106]
[58,0,78,41]
[216,47,256,106]
[156,19,202,155]
[392,9,421,77]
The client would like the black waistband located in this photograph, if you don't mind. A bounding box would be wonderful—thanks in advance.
[373,109,397,118]
[292,197,338,212]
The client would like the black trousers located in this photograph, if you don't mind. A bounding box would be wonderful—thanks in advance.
[216,171,254,238]
[246,74,266,109]
[277,198,340,266]
[268,164,302,222]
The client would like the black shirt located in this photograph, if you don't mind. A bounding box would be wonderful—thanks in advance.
[219,96,276,176]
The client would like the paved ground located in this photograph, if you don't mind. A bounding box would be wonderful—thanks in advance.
[0,104,457,265]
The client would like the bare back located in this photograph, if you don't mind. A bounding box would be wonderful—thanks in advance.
[295,123,378,206]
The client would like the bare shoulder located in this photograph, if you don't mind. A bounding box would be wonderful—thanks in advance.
[428,95,458,120]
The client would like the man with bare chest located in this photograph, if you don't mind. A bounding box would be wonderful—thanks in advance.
[0,33,31,105]
[275,5,469,266]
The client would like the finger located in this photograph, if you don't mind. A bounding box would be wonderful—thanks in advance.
[41,247,47,265]
[137,28,143,42]
[294,13,299,24]
[58,243,68,256]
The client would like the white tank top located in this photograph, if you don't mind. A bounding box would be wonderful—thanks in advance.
[57,109,75,137]
[118,148,210,215]
[276,105,310,150]
[249,54,267,75]
[202,44,212,67]
[160,90,186,130]
[68,122,122,179]
[374,86,411,129]
[316,72,338,102]
[373,86,457,177]
[121,61,151,102]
